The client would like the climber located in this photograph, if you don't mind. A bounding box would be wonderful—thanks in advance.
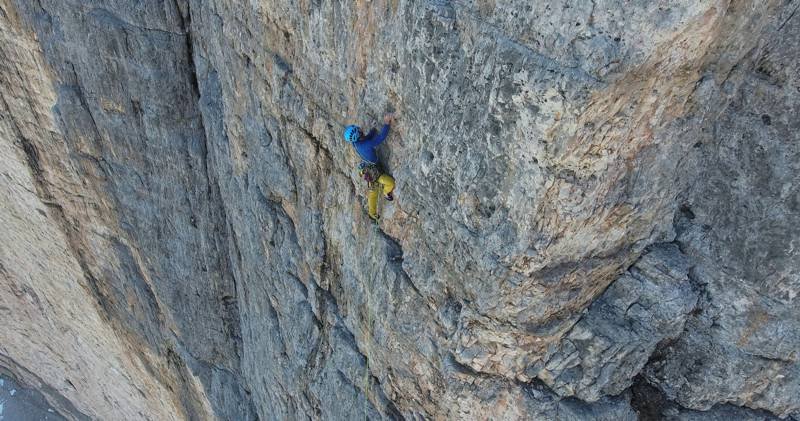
[343,113,396,222]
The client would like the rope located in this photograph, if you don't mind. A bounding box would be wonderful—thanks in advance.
[361,271,374,421]
[362,173,387,420]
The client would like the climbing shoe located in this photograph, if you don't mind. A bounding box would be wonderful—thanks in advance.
[384,192,394,201]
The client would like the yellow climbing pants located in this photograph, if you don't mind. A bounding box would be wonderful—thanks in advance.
[367,174,395,219]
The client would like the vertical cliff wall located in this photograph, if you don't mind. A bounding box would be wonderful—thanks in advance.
[1,0,798,419]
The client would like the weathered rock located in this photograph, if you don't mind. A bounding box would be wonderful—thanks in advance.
[535,244,697,401]
[630,375,787,421]
[0,4,215,418]
[663,404,787,421]
[642,4,800,417]
[437,372,638,421]
[0,0,798,419]
[0,374,68,421]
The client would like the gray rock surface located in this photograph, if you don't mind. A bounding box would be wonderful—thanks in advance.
[0,0,798,420]
[642,4,800,417]
[0,374,67,421]
[663,404,786,421]
[629,376,788,421]
[536,244,698,402]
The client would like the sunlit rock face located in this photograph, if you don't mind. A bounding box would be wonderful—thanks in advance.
[1,0,798,419]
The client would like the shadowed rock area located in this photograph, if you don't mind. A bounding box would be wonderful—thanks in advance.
[0,374,68,421]
[0,0,798,419]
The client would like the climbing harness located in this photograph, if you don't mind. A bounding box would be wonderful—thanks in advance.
[358,161,381,185]
[358,162,395,223]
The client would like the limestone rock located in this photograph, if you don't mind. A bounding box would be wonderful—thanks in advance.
[642,5,800,417]
[536,244,697,401]
[0,0,798,419]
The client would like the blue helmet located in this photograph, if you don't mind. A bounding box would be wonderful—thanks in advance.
[343,125,361,143]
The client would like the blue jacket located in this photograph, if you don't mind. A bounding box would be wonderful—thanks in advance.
[353,124,390,164]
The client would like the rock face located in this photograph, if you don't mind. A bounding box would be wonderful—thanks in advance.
[0,0,798,420]
[0,374,68,421]
[536,244,698,402]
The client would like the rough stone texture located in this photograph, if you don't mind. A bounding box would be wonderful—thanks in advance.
[642,4,800,417]
[0,0,798,420]
[536,244,698,402]
[0,2,249,419]
[629,376,788,421]
[663,404,786,421]
[0,374,67,420]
